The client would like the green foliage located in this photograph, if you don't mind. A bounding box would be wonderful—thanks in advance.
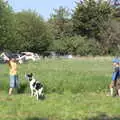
[1,58,120,120]
[50,35,101,56]
[0,1,119,56]
[98,19,120,55]
[0,57,111,94]
[49,6,73,39]
[0,0,15,51]
[72,0,120,55]
[72,0,112,38]
[75,38,101,56]
[14,10,52,53]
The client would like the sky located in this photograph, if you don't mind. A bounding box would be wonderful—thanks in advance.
[7,0,77,20]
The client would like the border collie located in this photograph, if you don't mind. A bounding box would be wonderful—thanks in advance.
[25,73,44,100]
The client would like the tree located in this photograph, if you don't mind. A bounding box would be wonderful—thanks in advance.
[97,6,120,55]
[49,6,73,39]
[48,6,74,54]
[14,10,52,53]
[72,0,112,38]
[98,15,120,55]
[0,0,15,51]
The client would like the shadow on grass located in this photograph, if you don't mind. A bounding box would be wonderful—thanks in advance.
[17,83,28,94]
[25,113,120,120]
[72,113,120,120]
[26,117,48,120]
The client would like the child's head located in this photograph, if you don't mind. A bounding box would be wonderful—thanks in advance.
[10,57,16,62]
[113,62,119,66]
[112,58,119,66]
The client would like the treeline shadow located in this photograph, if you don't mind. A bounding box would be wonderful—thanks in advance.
[26,117,48,120]
[73,113,120,120]
[25,113,120,120]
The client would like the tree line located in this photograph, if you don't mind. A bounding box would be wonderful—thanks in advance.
[0,0,120,56]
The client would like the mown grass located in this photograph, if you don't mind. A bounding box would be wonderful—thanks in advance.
[1,57,120,120]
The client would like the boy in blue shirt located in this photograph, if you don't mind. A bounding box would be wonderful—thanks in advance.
[109,57,120,96]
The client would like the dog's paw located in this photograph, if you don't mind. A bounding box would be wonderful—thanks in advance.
[39,94,45,100]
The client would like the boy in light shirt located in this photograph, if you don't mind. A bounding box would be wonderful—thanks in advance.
[5,56,19,95]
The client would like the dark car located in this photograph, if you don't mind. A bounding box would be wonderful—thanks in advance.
[42,51,57,58]
[0,56,6,64]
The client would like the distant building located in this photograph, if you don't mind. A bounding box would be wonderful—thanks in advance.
[108,0,120,6]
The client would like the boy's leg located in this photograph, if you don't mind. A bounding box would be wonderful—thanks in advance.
[109,81,115,96]
[9,88,13,95]
[116,78,120,96]
[9,75,15,95]
[118,89,120,96]
[16,75,19,88]
[109,72,118,96]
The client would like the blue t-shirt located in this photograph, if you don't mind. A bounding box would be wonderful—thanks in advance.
[112,57,120,80]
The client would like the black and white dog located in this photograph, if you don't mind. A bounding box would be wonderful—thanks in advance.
[25,73,44,100]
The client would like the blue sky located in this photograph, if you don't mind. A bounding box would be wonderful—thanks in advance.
[8,0,77,20]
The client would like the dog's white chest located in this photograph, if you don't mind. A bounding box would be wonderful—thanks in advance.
[30,79,36,89]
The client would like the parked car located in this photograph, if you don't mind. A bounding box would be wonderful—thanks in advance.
[42,51,57,58]
[13,53,26,64]
[20,52,40,61]
[0,56,6,64]
[0,52,25,64]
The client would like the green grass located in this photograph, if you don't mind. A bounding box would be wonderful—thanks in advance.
[0,57,120,120]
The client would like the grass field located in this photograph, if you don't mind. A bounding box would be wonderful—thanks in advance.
[0,57,120,120]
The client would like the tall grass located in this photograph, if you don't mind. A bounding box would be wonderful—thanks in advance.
[1,57,120,120]
[0,57,112,94]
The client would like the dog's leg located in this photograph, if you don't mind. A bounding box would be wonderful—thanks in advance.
[36,91,39,100]
[34,90,37,96]
[31,89,34,96]
[38,88,43,96]
[36,88,43,100]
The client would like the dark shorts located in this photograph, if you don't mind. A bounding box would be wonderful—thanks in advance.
[112,72,119,80]
[116,76,120,90]
[110,80,116,88]
[9,75,19,88]
[110,77,120,90]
